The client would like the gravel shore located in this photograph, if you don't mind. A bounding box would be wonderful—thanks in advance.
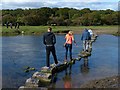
[80,76,119,88]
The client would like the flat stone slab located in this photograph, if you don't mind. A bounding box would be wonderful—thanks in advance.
[52,63,69,74]
[25,78,39,87]
[88,48,92,52]
[32,72,52,82]
[41,66,52,73]
[41,61,70,74]
[74,57,82,61]
[19,86,48,90]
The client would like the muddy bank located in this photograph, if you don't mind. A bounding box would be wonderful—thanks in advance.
[113,32,120,36]
[80,76,119,88]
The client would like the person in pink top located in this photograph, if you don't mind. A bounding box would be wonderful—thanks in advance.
[64,31,76,61]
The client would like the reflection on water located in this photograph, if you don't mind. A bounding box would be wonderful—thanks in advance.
[63,65,72,88]
[2,34,118,88]
[81,57,89,74]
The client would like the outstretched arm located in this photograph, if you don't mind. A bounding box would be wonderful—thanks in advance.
[72,36,77,45]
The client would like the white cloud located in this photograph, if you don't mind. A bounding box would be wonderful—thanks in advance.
[2,0,119,3]
[1,0,118,10]
[1,0,92,2]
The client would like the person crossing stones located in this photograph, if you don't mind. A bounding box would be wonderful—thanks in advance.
[43,27,60,68]
[81,29,91,52]
[64,31,77,62]
[88,28,93,48]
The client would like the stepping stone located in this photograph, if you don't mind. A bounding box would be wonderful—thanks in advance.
[68,60,75,65]
[19,86,47,90]
[41,66,52,73]
[75,57,82,61]
[88,48,92,52]
[25,78,39,87]
[78,51,91,58]
[52,63,69,74]
[32,72,52,82]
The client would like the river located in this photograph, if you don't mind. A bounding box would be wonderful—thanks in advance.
[2,34,118,88]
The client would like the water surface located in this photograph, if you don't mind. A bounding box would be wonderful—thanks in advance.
[2,34,118,88]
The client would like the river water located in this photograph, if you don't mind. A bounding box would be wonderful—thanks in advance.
[2,34,118,88]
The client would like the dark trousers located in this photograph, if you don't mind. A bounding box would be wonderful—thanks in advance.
[46,46,58,67]
[65,44,72,60]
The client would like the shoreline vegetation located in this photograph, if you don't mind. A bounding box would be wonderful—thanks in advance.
[1,25,119,36]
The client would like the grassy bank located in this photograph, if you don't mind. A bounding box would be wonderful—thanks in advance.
[1,25,118,36]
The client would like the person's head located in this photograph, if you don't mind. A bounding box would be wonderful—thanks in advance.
[68,31,73,35]
[89,28,92,30]
[84,28,88,32]
[48,27,52,32]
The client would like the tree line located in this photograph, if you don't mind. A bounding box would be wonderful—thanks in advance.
[2,7,118,26]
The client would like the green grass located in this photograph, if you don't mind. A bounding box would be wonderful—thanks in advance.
[1,25,118,36]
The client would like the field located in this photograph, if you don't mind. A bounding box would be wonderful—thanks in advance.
[1,25,118,36]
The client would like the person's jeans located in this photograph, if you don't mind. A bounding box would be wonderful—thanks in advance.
[46,46,58,67]
[83,40,89,51]
[65,44,72,60]
[88,40,92,48]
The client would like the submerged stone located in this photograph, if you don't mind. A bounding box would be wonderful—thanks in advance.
[23,66,36,73]
[24,69,29,73]
[29,68,36,71]
[24,66,30,69]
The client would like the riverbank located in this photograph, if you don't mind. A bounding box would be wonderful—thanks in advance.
[1,25,118,36]
[80,76,119,88]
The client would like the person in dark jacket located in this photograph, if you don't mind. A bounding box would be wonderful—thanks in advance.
[43,27,58,67]
[81,29,91,52]
[9,22,12,29]
[6,22,9,28]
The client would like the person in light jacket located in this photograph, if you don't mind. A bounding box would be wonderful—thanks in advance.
[81,29,91,52]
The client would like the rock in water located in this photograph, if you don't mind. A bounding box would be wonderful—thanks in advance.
[32,72,52,82]
[88,48,92,52]
[41,66,52,73]
[75,57,82,61]
[68,60,75,65]
[19,86,48,90]
[85,52,91,56]
[24,66,30,69]
[52,63,69,74]
[29,67,36,71]
[25,78,39,87]
[24,69,29,73]
[23,66,36,73]
[78,51,91,58]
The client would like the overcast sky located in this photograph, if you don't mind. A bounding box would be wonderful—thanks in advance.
[1,0,119,10]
